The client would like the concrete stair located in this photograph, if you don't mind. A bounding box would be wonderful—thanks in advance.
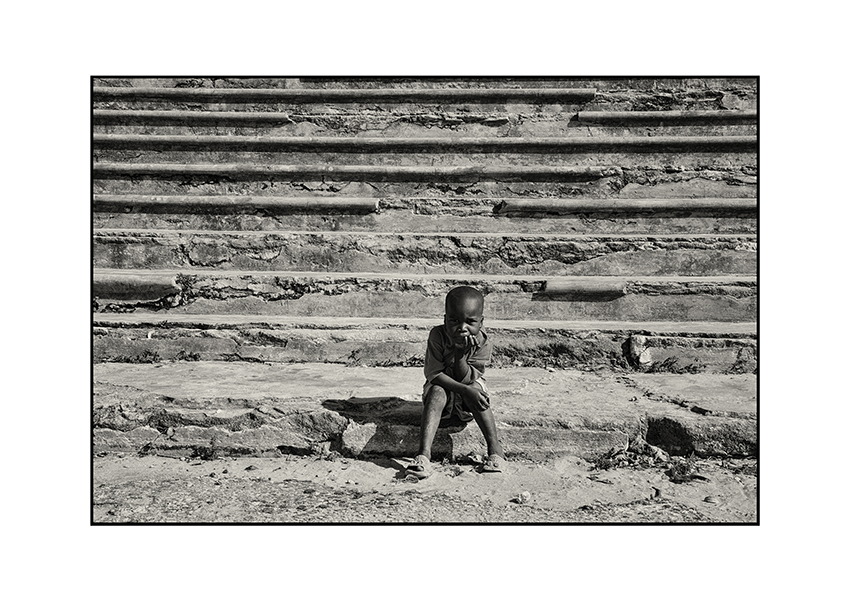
[92,76,758,461]
[93,362,756,461]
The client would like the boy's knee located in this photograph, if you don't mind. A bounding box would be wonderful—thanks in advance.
[425,385,448,406]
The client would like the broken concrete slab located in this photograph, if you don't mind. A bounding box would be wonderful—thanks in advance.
[93,362,756,460]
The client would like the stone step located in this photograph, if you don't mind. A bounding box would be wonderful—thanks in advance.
[576,110,757,125]
[94,150,754,172]
[92,162,624,181]
[92,109,757,138]
[92,86,599,103]
[93,165,753,199]
[92,229,756,276]
[93,133,757,153]
[92,76,755,91]
[93,195,757,235]
[93,313,757,374]
[493,197,757,215]
[92,362,757,460]
[94,109,757,125]
[92,269,756,322]
[93,194,380,214]
[92,77,757,112]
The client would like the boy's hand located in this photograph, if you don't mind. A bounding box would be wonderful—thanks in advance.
[461,384,490,411]
[456,333,481,351]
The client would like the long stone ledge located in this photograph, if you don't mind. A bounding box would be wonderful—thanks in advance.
[92,227,755,240]
[94,108,757,125]
[92,313,757,337]
[92,267,756,286]
[93,195,379,213]
[92,87,598,103]
[93,133,757,153]
[494,198,757,215]
[576,110,757,124]
[92,163,623,182]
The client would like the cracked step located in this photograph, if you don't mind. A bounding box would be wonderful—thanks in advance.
[92,269,757,322]
[92,166,751,200]
[92,229,756,276]
[94,149,754,170]
[92,362,756,459]
[93,194,757,235]
[92,77,757,114]
[93,133,757,153]
[92,108,756,138]
[93,313,757,374]
[94,109,757,126]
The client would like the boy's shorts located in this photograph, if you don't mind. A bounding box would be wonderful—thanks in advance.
[422,379,490,426]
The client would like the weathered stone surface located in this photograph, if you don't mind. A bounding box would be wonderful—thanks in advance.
[93,206,756,236]
[624,373,756,417]
[92,316,756,373]
[92,230,756,276]
[93,269,756,322]
[93,170,750,200]
[158,289,755,323]
[93,363,756,458]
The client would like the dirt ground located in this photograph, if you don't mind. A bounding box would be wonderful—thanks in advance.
[92,452,757,523]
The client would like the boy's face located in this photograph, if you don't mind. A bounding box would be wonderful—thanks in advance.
[444,296,484,344]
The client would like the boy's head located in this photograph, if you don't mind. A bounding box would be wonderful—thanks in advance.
[444,286,485,342]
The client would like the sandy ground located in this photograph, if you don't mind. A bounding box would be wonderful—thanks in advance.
[93,452,757,523]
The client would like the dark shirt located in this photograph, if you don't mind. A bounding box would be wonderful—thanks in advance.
[423,325,492,385]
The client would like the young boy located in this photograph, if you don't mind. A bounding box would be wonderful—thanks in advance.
[405,285,505,479]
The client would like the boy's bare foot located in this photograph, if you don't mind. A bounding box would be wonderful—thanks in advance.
[405,455,432,479]
[481,454,505,473]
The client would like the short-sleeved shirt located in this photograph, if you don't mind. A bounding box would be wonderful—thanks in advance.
[423,325,492,385]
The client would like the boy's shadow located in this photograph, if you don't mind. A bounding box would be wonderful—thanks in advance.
[321,396,469,477]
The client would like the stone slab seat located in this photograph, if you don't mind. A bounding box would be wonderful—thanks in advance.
[92,133,758,153]
[92,362,756,460]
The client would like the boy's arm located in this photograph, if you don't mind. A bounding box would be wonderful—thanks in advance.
[440,334,489,406]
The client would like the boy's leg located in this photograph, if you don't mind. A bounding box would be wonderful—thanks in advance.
[417,385,448,460]
[468,383,504,460]
[470,405,505,459]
